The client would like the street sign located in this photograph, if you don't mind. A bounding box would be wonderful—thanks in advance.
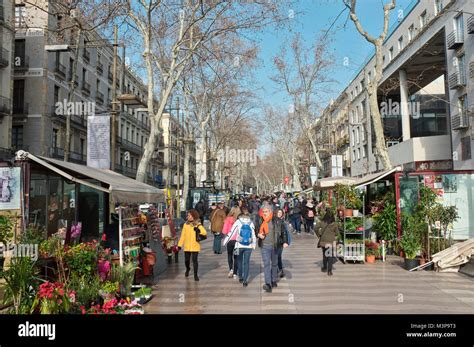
[45,44,69,52]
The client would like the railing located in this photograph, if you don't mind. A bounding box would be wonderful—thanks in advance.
[468,15,474,34]
[96,91,104,104]
[50,147,65,159]
[51,106,87,128]
[14,55,29,70]
[0,48,9,68]
[119,137,143,154]
[446,30,464,49]
[13,103,29,115]
[115,164,137,178]
[82,81,91,94]
[451,113,469,130]
[82,49,90,63]
[0,96,10,116]
[96,62,103,75]
[69,151,86,164]
[448,71,466,89]
[54,62,66,78]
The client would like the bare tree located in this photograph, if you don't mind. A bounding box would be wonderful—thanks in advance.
[344,0,397,170]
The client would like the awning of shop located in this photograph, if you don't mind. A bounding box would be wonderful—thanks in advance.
[354,166,402,189]
[313,176,358,191]
[18,151,165,204]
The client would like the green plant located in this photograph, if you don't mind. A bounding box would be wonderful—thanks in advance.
[399,229,421,259]
[68,273,101,308]
[101,281,119,294]
[0,214,15,245]
[19,224,46,245]
[365,241,380,257]
[345,217,363,232]
[373,201,397,241]
[110,262,138,297]
[65,241,99,279]
[1,257,40,314]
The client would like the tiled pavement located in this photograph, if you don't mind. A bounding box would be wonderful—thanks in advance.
[144,230,474,314]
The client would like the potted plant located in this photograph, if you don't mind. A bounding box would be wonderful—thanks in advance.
[99,281,119,302]
[365,241,379,264]
[399,230,421,271]
[110,262,138,298]
[0,215,15,271]
[373,201,397,254]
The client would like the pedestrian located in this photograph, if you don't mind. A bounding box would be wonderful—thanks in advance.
[209,202,226,254]
[304,200,316,235]
[222,206,241,278]
[316,210,339,276]
[226,207,256,287]
[258,204,289,293]
[275,208,291,278]
[178,209,207,281]
[195,199,207,221]
[289,198,302,235]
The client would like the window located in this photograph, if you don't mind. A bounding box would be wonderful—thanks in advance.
[454,14,464,41]
[360,79,365,90]
[435,0,443,16]
[408,24,414,41]
[458,95,467,117]
[356,128,360,144]
[357,148,360,160]
[54,85,60,106]
[388,47,393,61]
[14,39,26,66]
[457,54,465,76]
[368,71,371,83]
[131,130,135,143]
[383,55,386,65]
[398,36,404,51]
[82,68,87,84]
[362,145,366,158]
[462,136,471,161]
[126,127,129,140]
[350,111,353,124]
[361,125,365,142]
[419,11,427,29]
[12,126,23,148]
[80,138,85,156]
[15,5,26,27]
[52,129,59,148]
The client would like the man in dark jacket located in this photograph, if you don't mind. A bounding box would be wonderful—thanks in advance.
[257,204,289,293]
[195,200,206,221]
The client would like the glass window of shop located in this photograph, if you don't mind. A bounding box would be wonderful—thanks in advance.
[78,182,105,242]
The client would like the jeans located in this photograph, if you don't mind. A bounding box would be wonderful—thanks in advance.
[305,219,314,233]
[277,247,283,271]
[290,215,301,233]
[227,240,238,274]
[237,248,252,282]
[213,233,222,253]
[322,246,335,272]
[184,251,199,277]
[261,245,278,285]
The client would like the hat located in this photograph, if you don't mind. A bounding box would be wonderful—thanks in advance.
[188,209,200,220]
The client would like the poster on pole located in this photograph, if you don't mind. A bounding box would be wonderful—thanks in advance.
[0,167,21,210]
[87,115,110,169]
[310,166,318,185]
[331,155,343,177]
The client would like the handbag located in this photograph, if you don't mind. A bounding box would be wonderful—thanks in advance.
[317,225,329,248]
[194,225,207,242]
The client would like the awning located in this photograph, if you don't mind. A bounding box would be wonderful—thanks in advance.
[313,176,358,191]
[17,151,165,204]
[354,166,402,189]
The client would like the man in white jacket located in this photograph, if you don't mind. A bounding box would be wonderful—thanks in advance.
[224,207,256,287]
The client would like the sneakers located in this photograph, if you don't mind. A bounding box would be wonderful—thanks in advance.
[194,275,200,281]
[279,271,285,278]
[263,284,272,293]
[271,282,278,288]
[233,274,238,280]
[239,278,244,283]
[243,282,248,287]
[185,269,190,277]
[228,270,233,278]
[328,270,333,276]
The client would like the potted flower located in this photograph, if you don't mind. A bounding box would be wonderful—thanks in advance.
[31,281,76,314]
[365,241,379,264]
[99,281,119,302]
[399,230,421,271]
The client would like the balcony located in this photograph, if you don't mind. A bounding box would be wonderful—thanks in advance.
[451,113,469,130]
[0,48,9,68]
[119,137,143,154]
[13,103,29,116]
[446,31,464,49]
[81,81,91,95]
[69,151,86,165]
[387,135,451,167]
[448,71,466,89]
[117,93,147,108]
[468,16,474,34]
[50,106,87,128]
[0,96,10,117]
[14,55,29,71]
[115,164,137,178]
[82,49,90,63]
[54,62,66,79]
[50,146,65,159]
[96,62,103,75]
[96,91,104,104]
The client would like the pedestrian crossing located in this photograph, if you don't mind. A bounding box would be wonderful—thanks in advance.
[144,231,474,314]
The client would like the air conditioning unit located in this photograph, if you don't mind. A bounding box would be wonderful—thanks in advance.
[386,141,399,147]
[452,114,469,130]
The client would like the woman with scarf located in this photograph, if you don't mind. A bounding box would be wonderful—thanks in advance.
[178,209,207,281]
[258,204,289,293]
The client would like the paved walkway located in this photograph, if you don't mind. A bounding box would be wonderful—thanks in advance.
[145,229,474,314]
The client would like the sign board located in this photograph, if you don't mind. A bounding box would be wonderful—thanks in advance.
[310,166,318,185]
[87,115,110,169]
[331,155,343,177]
[208,193,226,207]
[0,167,21,210]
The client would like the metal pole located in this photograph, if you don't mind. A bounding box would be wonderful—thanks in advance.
[111,25,118,171]
[177,98,181,219]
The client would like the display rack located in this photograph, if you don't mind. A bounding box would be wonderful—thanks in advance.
[118,205,146,266]
[343,194,365,263]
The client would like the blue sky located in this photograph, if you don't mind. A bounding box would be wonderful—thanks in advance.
[253,0,417,110]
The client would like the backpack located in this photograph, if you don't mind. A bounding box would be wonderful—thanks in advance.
[239,222,252,246]
[307,209,315,218]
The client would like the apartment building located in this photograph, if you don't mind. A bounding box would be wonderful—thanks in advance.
[10,0,163,186]
[0,0,14,159]
[322,0,474,239]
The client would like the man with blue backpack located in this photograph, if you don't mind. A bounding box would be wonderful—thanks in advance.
[227,207,256,287]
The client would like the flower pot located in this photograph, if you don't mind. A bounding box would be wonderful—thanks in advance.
[352,210,360,217]
[366,255,376,263]
[344,209,353,217]
[404,258,420,271]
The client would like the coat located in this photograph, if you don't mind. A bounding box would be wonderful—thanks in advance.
[317,222,339,248]
[256,216,288,249]
[210,208,226,233]
[178,222,207,252]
